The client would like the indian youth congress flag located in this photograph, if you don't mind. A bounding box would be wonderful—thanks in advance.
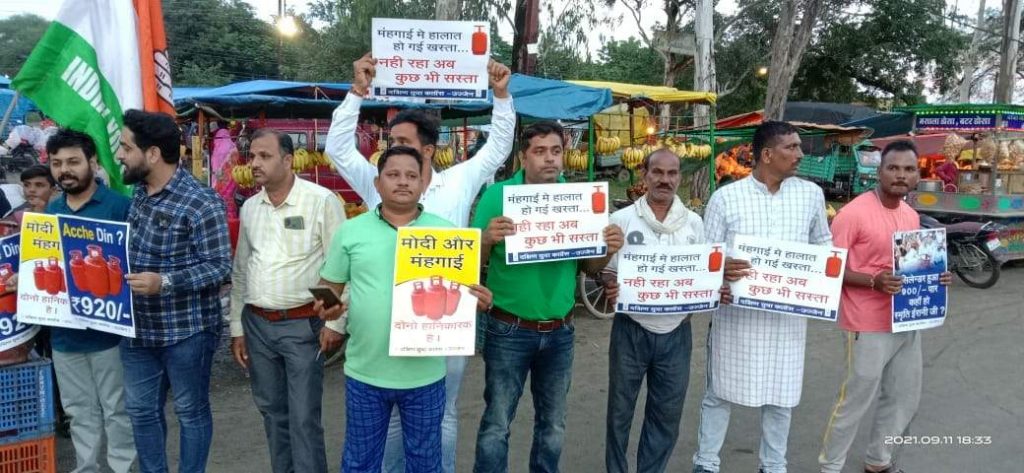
[12,0,175,194]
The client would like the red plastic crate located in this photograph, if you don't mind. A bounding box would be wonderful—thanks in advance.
[0,435,55,473]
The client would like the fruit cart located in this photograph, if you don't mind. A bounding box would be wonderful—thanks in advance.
[895,103,1024,263]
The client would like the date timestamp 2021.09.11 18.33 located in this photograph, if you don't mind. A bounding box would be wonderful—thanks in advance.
[884,435,993,446]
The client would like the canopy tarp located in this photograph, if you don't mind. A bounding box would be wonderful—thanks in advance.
[717,102,882,129]
[567,80,716,105]
[174,74,612,121]
[842,112,914,138]
[871,133,947,156]
[0,88,40,137]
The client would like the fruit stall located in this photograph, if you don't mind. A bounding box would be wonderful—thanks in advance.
[894,103,1024,262]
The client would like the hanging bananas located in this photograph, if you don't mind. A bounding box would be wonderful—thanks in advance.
[230,164,255,188]
[433,146,455,169]
[594,136,622,155]
[564,149,589,171]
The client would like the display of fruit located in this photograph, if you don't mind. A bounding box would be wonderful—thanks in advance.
[292,148,325,172]
[594,135,622,155]
[626,180,648,201]
[369,150,383,166]
[230,164,255,188]
[434,146,456,169]
[622,147,646,170]
[564,149,589,171]
[715,144,753,181]
[826,204,837,221]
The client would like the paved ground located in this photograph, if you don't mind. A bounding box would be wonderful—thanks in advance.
[56,267,1024,472]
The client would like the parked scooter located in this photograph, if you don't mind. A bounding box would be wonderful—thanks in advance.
[920,214,1002,289]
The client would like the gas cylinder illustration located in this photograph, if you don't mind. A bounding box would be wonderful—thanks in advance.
[708,246,723,272]
[592,186,607,214]
[825,251,843,278]
[444,282,462,315]
[32,260,46,291]
[44,257,63,295]
[411,281,427,316]
[0,264,16,313]
[69,250,87,291]
[85,245,110,298]
[425,276,447,320]
[471,25,488,55]
[107,256,124,297]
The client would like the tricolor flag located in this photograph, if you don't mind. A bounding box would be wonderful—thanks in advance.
[12,0,174,194]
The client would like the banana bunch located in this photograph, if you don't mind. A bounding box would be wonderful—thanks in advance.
[369,150,383,166]
[292,149,320,172]
[434,146,456,169]
[826,203,837,221]
[622,147,646,170]
[230,164,255,188]
[564,149,588,171]
[595,136,622,155]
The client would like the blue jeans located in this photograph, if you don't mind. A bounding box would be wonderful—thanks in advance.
[606,315,692,473]
[120,331,218,473]
[382,355,465,473]
[342,377,445,473]
[473,315,575,473]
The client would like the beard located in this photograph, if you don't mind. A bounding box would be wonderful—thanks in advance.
[60,172,94,195]
[122,163,150,185]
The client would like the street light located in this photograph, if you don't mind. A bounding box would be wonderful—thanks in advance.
[756,66,769,77]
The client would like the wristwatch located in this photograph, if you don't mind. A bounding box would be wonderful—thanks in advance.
[160,274,173,296]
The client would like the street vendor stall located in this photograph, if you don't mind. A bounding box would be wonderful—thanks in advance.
[897,104,1024,262]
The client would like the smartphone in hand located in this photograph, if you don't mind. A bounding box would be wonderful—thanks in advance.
[309,286,342,309]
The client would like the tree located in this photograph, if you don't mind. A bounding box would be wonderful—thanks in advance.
[0,14,49,78]
[995,0,1023,102]
[163,0,278,84]
[763,0,824,120]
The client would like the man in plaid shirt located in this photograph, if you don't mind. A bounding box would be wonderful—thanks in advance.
[118,110,232,473]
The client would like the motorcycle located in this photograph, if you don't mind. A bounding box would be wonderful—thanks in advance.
[920,214,1002,289]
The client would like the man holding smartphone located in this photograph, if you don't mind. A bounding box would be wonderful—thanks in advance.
[229,129,347,473]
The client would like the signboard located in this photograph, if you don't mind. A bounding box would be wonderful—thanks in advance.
[0,234,38,352]
[503,182,609,264]
[390,227,481,356]
[371,18,490,100]
[892,228,948,332]
[729,235,847,321]
[616,244,724,314]
[1004,113,1024,131]
[914,113,997,131]
[17,213,135,337]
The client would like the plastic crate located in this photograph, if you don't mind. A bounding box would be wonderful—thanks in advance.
[0,360,54,444]
[0,435,55,473]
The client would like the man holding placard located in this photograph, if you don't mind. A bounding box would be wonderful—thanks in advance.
[44,129,136,473]
[472,122,624,473]
[325,49,514,473]
[600,149,713,473]
[818,141,952,473]
[228,129,347,473]
[315,146,492,473]
[692,121,832,473]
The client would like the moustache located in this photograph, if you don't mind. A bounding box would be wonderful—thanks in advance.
[59,174,78,182]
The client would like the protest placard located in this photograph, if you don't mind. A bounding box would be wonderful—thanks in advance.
[892,228,948,332]
[616,244,725,314]
[729,235,847,321]
[390,227,481,356]
[0,234,38,352]
[503,182,609,265]
[17,213,135,337]
[371,18,490,100]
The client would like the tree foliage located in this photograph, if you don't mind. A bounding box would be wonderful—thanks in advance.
[0,14,49,78]
[163,0,278,84]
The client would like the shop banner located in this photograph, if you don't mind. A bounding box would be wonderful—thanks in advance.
[503,182,609,265]
[391,227,481,356]
[892,228,948,332]
[616,243,725,315]
[18,213,135,337]
[915,114,997,130]
[1005,113,1024,131]
[0,234,38,352]
[729,235,847,321]
[371,18,490,100]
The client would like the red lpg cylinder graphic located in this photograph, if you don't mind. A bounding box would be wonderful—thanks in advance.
[107,256,124,296]
[85,245,110,298]
[425,276,447,320]
[33,261,46,291]
[69,250,87,291]
[44,257,63,295]
[708,245,723,272]
[0,264,16,313]
[592,186,607,214]
[825,251,843,278]
[445,282,462,315]
[472,26,488,55]
[411,281,427,316]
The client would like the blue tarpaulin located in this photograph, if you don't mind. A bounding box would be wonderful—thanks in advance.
[1,88,40,137]
[174,74,611,121]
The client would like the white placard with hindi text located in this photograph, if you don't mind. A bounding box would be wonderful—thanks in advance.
[502,182,609,265]
[616,243,725,315]
[371,18,490,100]
[729,235,847,321]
